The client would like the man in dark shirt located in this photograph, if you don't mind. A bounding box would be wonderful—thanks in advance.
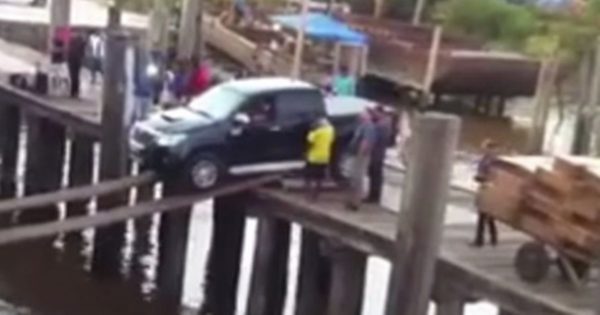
[472,139,500,247]
[366,105,392,204]
[67,31,87,98]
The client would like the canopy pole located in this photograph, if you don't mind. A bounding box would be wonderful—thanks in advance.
[291,0,309,79]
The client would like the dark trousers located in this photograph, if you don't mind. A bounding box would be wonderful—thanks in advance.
[68,61,82,98]
[474,213,498,246]
[367,158,384,203]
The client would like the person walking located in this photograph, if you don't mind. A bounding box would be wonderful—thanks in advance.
[472,139,500,247]
[332,65,356,96]
[67,31,87,98]
[88,31,105,85]
[366,105,392,204]
[345,109,377,210]
[133,50,155,122]
[187,57,212,97]
[305,117,335,200]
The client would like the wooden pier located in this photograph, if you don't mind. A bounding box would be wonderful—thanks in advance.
[0,21,596,315]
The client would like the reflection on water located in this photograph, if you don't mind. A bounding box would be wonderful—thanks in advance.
[0,97,581,314]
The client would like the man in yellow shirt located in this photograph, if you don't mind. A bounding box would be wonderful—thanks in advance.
[305,117,335,200]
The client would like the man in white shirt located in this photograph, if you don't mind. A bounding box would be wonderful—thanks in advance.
[88,31,105,84]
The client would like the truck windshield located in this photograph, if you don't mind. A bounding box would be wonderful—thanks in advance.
[188,86,244,119]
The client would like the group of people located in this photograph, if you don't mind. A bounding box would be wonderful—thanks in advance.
[304,103,391,210]
[50,28,105,98]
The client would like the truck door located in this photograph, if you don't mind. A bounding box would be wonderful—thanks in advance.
[274,90,325,161]
[228,94,284,174]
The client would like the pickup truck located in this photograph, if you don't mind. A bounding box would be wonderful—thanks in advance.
[129,77,383,190]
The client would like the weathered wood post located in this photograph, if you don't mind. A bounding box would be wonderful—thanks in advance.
[64,133,95,252]
[200,194,247,315]
[528,59,558,154]
[498,309,518,315]
[325,244,366,315]
[92,19,129,277]
[67,133,95,217]
[20,116,66,225]
[157,177,192,312]
[435,285,466,315]
[294,230,330,315]
[178,0,202,60]
[246,216,291,315]
[384,113,461,315]
[0,104,20,226]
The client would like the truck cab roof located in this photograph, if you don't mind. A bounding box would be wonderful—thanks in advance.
[222,77,315,95]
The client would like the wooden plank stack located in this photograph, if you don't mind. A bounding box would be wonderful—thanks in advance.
[477,156,600,261]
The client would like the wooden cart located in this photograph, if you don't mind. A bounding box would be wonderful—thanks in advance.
[477,156,600,285]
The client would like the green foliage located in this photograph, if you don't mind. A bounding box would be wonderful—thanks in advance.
[436,0,600,60]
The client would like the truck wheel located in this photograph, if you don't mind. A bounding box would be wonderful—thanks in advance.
[331,149,353,184]
[185,154,224,190]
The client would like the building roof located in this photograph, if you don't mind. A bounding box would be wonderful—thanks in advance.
[224,77,315,94]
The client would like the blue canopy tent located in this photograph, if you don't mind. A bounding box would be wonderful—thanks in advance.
[270,13,368,45]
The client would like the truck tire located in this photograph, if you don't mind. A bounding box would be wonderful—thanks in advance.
[184,154,225,190]
[331,146,352,185]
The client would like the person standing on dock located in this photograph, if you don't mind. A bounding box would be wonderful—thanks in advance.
[305,117,335,200]
[332,65,356,96]
[472,139,500,247]
[366,104,392,204]
[67,31,87,98]
[346,108,376,210]
[87,31,105,85]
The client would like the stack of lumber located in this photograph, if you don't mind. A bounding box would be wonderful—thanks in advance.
[477,156,600,261]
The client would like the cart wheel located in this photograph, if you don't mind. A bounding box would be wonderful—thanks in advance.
[557,257,590,282]
[514,242,551,283]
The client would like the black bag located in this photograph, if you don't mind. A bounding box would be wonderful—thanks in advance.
[8,73,28,90]
[33,71,48,95]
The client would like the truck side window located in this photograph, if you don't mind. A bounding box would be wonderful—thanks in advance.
[276,90,325,125]
[241,96,276,125]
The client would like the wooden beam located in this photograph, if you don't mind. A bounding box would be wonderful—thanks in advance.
[0,104,20,226]
[291,0,309,78]
[66,133,95,218]
[201,193,248,315]
[527,59,558,154]
[157,177,192,311]
[20,116,66,225]
[48,0,71,52]
[294,229,330,315]
[436,299,465,315]
[385,113,460,315]
[93,27,130,277]
[246,216,291,315]
[498,310,518,315]
[0,172,155,215]
[325,243,367,315]
[0,87,100,138]
[0,175,279,247]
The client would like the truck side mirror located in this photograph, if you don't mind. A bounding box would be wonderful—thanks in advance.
[233,113,251,126]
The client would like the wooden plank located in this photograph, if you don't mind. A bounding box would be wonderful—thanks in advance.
[246,216,291,315]
[0,86,100,138]
[325,244,367,315]
[294,229,330,315]
[0,103,20,226]
[92,26,130,276]
[157,177,192,311]
[200,193,248,315]
[0,172,155,214]
[66,133,95,217]
[0,175,280,246]
[20,116,66,224]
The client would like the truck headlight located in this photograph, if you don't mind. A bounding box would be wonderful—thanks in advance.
[156,133,186,146]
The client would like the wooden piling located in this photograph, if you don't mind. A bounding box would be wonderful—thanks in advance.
[67,133,94,217]
[20,115,66,225]
[246,216,291,315]
[0,104,20,226]
[294,230,330,315]
[498,309,518,315]
[200,194,247,315]
[156,178,192,311]
[384,113,460,315]
[325,243,367,315]
[92,27,129,277]
[435,289,466,315]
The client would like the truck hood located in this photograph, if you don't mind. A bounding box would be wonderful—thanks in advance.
[144,107,214,133]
